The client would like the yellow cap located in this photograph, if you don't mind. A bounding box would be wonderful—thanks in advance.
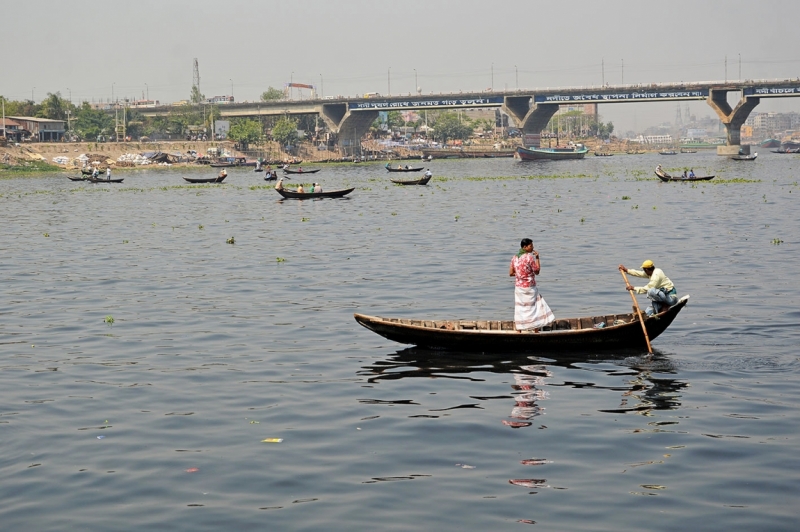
[641,260,654,269]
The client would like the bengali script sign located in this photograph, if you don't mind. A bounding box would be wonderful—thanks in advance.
[534,90,707,103]
[349,96,504,110]
[744,86,800,97]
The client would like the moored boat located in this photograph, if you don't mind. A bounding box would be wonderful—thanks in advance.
[354,296,689,352]
[516,144,589,160]
[275,187,354,199]
[731,152,758,161]
[654,167,714,182]
[659,150,678,155]
[67,175,88,181]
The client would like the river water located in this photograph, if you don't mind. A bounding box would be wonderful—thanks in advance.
[1,153,798,530]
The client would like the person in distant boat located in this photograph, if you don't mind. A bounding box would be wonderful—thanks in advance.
[385,162,390,169]
[656,164,663,173]
[92,167,99,179]
[682,170,688,178]
[424,169,432,179]
[106,167,111,180]
[275,177,285,191]
[404,164,410,170]
[218,169,227,179]
[296,184,304,193]
[509,238,555,333]
[271,169,278,180]
[688,169,695,178]
[397,164,403,169]
[427,155,432,161]
[619,260,677,316]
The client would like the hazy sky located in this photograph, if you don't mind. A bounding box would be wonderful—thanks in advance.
[4,0,799,133]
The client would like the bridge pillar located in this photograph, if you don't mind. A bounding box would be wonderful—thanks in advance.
[320,103,378,154]
[707,89,760,155]
[502,97,559,147]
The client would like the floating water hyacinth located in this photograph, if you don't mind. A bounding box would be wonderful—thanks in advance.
[226,237,235,244]
[104,315,115,326]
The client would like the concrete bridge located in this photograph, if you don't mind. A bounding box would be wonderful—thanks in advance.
[138,79,800,155]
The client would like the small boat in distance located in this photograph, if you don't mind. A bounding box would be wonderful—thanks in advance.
[386,166,424,172]
[731,152,758,161]
[391,174,432,186]
[679,148,697,153]
[659,149,678,155]
[283,168,320,174]
[594,151,613,157]
[655,167,714,182]
[354,296,690,353]
[183,175,227,184]
[67,175,88,181]
[516,143,588,160]
[275,187,354,199]
[86,176,124,183]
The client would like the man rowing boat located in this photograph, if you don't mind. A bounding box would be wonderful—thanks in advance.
[619,260,677,316]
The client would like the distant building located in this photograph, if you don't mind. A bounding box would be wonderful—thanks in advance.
[8,116,65,141]
[0,117,24,142]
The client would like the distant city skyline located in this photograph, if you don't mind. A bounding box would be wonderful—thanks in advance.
[3,0,799,134]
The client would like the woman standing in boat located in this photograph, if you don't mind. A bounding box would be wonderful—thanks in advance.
[509,238,555,332]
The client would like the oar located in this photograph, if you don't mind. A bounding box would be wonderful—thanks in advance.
[620,269,653,353]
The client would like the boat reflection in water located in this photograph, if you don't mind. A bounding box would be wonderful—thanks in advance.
[359,347,688,497]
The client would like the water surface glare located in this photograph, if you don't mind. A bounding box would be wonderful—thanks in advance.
[1,155,799,530]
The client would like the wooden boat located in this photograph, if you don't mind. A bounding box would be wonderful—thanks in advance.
[391,174,432,186]
[386,166,424,172]
[659,150,678,155]
[183,175,227,184]
[254,167,264,172]
[275,187,354,199]
[263,172,279,181]
[354,296,690,352]
[67,175,88,181]
[516,145,588,160]
[731,152,758,161]
[594,152,613,157]
[654,167,714,182]
[87,177,124,183]
[679,148,698,153]
[283,168,320,174]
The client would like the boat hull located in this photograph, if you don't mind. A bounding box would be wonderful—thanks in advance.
[283,168,320,174]
[276,187,354,199]
[391,175,432,185]
[516,146,588,160]
[386,167,424,172]
[183,175,227,183]
[354,296,689,353]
